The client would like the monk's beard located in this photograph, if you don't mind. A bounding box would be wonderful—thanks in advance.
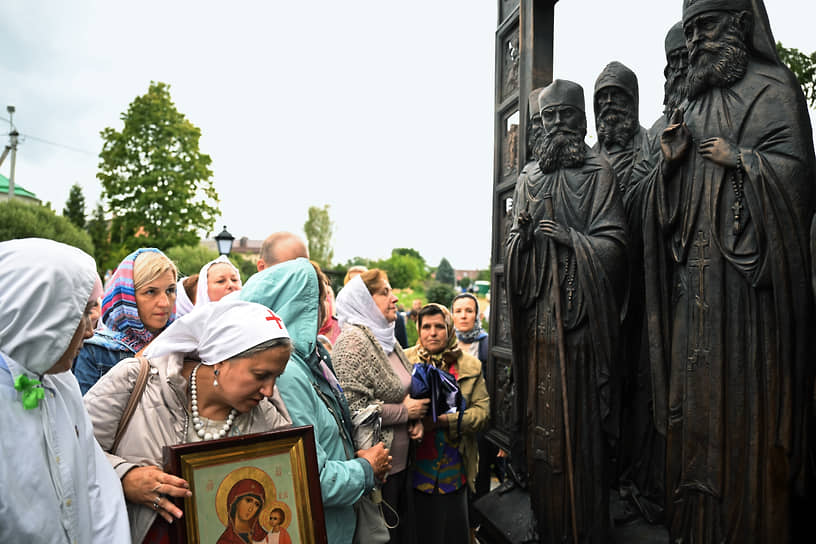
[687,34,748,99]
[596,107,638,148]
[527,123,544,161]
[538,130,586,173]
[531,135,547,162]
[663,65,689,115]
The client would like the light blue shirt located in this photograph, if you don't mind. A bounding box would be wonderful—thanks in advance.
[0,353,131,544]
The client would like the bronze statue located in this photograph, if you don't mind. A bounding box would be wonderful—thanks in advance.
[591,61,665,522]
[505,79,628,543]
[647,22,689,148]
[527,87,545,163]
[644,0,816,541]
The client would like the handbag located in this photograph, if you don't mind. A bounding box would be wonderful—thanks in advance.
[310,387,394,543]
[353,490,391,544]
[111,357,151,453]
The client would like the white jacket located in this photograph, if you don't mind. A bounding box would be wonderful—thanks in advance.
[0,238,131,544]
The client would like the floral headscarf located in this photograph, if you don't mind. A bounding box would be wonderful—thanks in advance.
[414,303,462,371]
[99,248,175,352]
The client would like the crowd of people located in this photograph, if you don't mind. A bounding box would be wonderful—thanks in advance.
[0,231,494,544]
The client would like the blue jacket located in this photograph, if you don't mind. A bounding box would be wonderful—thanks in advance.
[240,258,373,544]
[73,333,134,395]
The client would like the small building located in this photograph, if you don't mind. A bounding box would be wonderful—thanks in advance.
[0,174,40,204]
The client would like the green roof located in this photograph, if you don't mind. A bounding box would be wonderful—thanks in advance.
[0,173,37,198]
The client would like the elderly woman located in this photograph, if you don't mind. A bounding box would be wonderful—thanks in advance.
[404,304,489,544]
[74,248,178,394]
[84,299,293,544]
[0,238,130,543]
[239,258,392,544]
[196,255,242,306]
[333,270,429,544]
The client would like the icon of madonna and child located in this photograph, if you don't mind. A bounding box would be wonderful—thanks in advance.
[213,467,295,544]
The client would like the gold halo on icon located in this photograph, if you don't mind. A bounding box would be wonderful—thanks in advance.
[259,500,293,531]
[214,466,276,527]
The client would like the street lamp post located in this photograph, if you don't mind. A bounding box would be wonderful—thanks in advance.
[214,226,235,256]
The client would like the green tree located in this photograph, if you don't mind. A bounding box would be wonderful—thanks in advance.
[459,276,472,289]
[304,204,334,268]
[62,182,86,229]
[435,257,455,286]
[377,253,422,289]
[86,202,111,274]
[393,248,429,279]
[0,199,94,255]
[98,81,219,251]
[426,282,456,308]
[777,41,816,108]
[165,245,220,278]
[164,245,254,282]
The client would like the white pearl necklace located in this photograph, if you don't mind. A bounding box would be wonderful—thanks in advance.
[190,362,238,440]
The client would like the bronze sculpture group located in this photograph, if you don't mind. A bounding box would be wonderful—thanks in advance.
[504,0,816,542]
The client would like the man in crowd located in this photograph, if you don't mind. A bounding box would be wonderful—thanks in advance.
[256,231,309,271]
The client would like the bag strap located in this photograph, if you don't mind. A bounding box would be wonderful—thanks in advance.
[111,356,151,453]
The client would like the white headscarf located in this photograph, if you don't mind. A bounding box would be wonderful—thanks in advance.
[175,277,195,317]
[0,238,98,377]
[143,299,289,365]
[195,255,242,306]
[335,274,396,354]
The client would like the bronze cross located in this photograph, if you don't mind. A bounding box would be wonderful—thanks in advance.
[687,230,711,371]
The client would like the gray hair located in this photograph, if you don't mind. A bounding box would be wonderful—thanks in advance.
[226,338,292,361]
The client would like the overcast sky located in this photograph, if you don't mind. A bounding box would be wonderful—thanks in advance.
[1,1,815,270]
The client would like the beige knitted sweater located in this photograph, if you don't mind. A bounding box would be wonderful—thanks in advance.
[332,324,413,451]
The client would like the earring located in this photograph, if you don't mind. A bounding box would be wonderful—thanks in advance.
[213,368,220,388]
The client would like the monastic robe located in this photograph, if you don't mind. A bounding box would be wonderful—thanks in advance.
[643,58,815,543]
[596,126,665,508]
[506,147,627,543]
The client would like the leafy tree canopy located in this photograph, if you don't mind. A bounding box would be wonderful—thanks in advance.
[426,282,457,308]
[304,204,334,268]
[435,257,455,286]
[164,244,255,282]
[62,182,86,229]
[777,41,816,108]
[0,199,94,255]
[98,81,219,252]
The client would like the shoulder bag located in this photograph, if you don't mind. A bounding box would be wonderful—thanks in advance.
[111,356,151,453]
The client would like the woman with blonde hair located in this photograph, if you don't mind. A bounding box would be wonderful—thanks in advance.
[73,248,178,394]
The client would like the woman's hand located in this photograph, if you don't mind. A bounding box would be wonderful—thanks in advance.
[356,442,392,483]
[408,419,424,441]
[421,412,449,433]
[402,396,430,420]
[122,465,192,523]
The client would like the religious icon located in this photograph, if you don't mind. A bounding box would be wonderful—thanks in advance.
[167,427,326,543]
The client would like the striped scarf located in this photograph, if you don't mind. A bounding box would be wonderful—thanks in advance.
[101,248,175,352]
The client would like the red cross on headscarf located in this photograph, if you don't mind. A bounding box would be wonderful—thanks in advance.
[265,310,284,329]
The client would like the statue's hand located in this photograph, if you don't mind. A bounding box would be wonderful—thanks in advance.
[660,108,691,164]
[537,219,571,246]
[698,137,739,168]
